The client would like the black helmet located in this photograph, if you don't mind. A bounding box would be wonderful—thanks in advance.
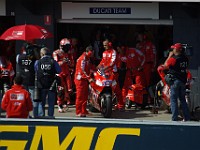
[60,38,71,52]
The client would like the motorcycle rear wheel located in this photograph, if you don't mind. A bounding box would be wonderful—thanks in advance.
[101,93,112,118]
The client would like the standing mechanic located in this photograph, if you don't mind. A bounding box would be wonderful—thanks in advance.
[163,43,190,121]
[120,46,146,104]
[97,39,125,111]
[136,32,156,87]
[74,46,94,117]
[53,38,73,112]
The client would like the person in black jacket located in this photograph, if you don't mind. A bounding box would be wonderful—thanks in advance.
[16,42,42,118]
[163,43,190,121]
[34,47,61,117]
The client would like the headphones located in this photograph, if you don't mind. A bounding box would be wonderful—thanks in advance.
[108,42,112,47]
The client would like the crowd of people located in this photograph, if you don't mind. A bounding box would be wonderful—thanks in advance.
[0,31,191,121]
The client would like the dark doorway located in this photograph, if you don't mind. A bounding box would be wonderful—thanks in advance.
[0,16,16,70]
[56,23,173,64]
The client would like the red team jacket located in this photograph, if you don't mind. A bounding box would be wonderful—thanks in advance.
[1,85,33,118]
[99,48,117,72]
[74,52,92,81]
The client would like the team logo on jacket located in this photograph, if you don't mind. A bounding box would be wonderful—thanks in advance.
[128,53,135,58]
[103,53,111,57]
[10,93,24,100]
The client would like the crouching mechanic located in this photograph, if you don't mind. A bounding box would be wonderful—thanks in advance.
[1,75,33,118]
[74,46,94,117]
[121,47,146,103]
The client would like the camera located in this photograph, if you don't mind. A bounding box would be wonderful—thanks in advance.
[163,48,172,58]
[24,43,45,59]
[181,44,193,56]
[163,44,193,57]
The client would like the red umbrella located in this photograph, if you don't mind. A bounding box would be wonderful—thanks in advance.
[0,24,53,41]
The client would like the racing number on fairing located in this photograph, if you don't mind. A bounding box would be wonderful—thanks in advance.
[1,69,9,76]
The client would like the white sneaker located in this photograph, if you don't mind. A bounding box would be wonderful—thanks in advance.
[63,104,69,111]
[58,108,64,113]
[58,106,66,113]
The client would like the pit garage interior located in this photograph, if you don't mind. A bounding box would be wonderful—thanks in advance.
[56,21,173,84]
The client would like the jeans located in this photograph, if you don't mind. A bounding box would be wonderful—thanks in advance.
[24,85,43,117]
[0,90,2,114]
[40,89,56,117]
[170,79,190,121]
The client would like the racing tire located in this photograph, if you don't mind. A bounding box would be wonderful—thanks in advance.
[101,93,112,118]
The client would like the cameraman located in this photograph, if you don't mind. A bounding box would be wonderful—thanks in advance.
[163,43,190,121]
[16,41,43,118]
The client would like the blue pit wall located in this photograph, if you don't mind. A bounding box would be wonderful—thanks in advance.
[0,117,200,150]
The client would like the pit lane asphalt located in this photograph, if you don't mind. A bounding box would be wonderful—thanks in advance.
[45,105,200,122]
[1,105,199,122]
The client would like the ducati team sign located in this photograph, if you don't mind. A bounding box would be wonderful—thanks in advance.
[90,7,131,14]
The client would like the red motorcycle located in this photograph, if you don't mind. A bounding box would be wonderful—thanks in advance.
[88,68,117,118]
[125,84,148,109]
[152,64,192,114]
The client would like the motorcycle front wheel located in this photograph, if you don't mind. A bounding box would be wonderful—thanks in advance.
[101,93,112,118]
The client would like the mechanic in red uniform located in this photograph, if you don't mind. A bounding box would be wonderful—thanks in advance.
[67,37,80,92]
[52,38,73,112]
[0,56,15,90]
[1,75,33,118]
[97,39,125,111]
[136,33,156,87]
[121,46,146,103]
[74,46,94,117]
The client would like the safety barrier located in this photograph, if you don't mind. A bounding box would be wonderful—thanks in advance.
[1,118,200,150]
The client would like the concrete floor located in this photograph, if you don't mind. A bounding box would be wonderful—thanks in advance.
[44,105,200,122]
[1,104,200,122]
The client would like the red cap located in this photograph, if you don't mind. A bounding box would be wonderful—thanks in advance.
[171,43,182,51]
